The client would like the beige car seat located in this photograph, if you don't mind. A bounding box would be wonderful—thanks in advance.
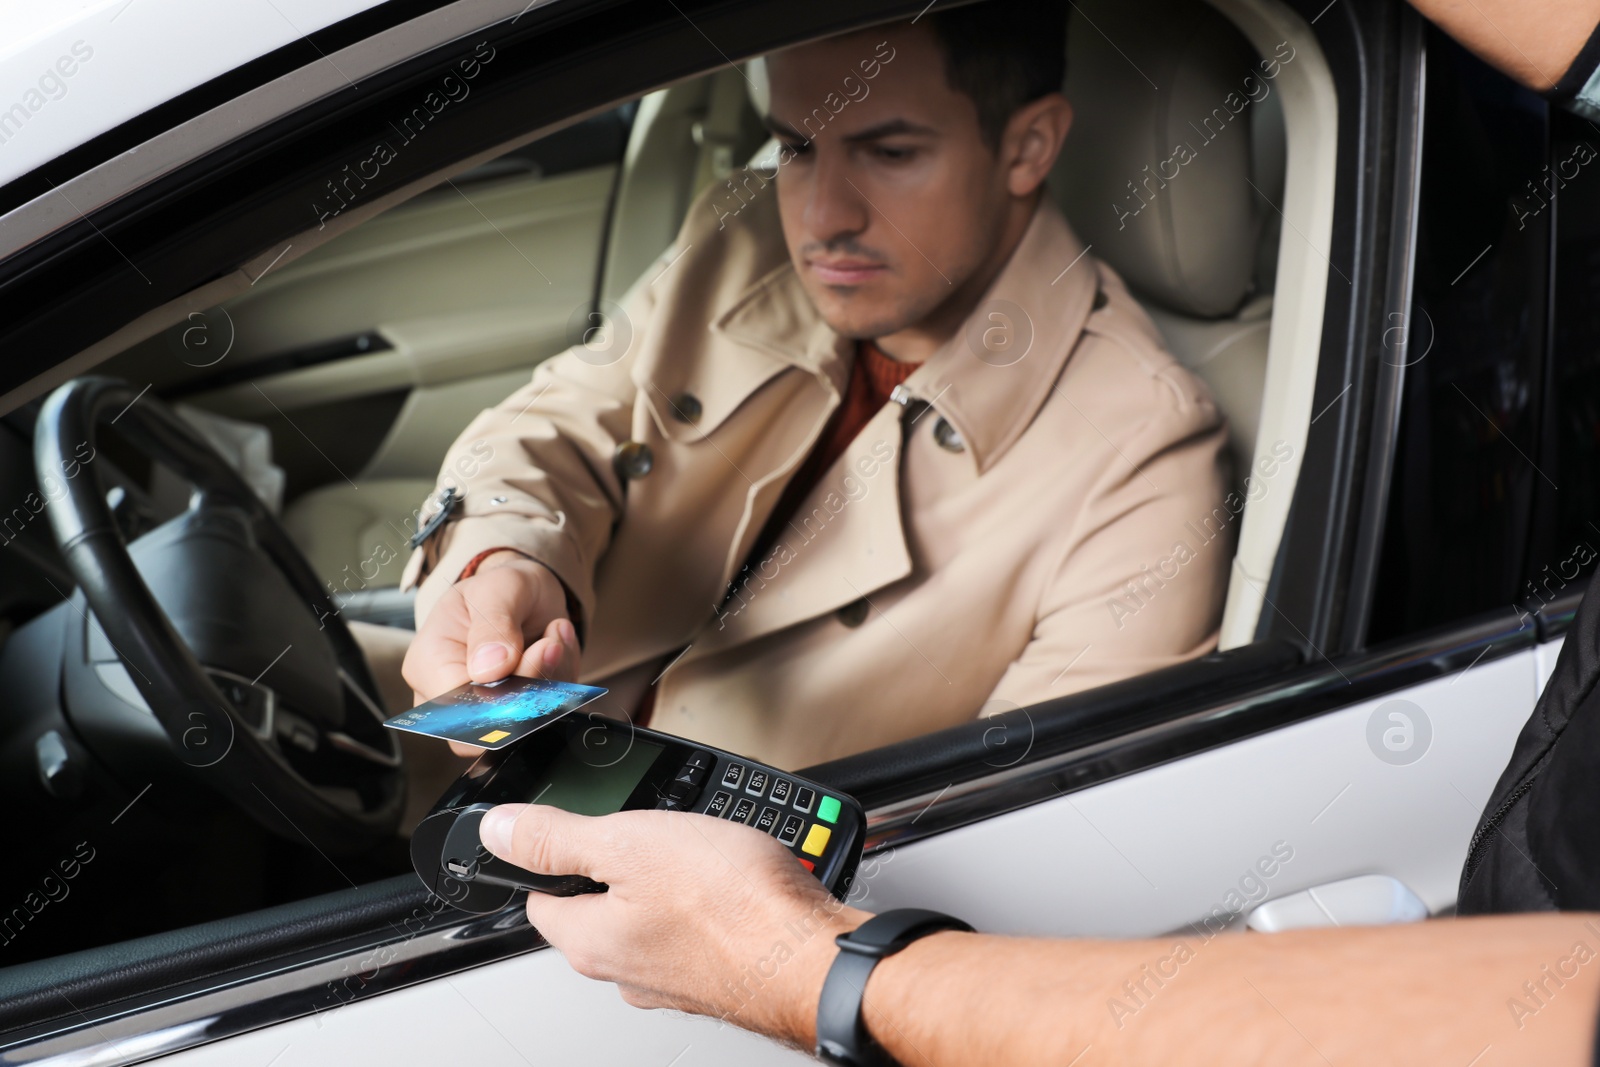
[1050,0,1282,493]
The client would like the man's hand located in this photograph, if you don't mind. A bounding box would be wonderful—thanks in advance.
[402,551,580,757]
[478,803,870,1045]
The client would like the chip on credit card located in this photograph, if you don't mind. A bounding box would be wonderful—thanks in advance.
[383,676,607,750]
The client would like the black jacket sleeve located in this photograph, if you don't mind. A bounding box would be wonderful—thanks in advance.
[1459,564,1600,913]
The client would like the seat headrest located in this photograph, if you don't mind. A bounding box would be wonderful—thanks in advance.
[1051,0,1263,318]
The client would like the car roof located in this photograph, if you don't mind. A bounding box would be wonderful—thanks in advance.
[0,0,390,188]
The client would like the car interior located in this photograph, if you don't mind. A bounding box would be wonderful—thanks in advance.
[0,0,1334,972]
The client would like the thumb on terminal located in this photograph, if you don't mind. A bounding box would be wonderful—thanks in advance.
[479,803,527,857]
[480,803,602,879]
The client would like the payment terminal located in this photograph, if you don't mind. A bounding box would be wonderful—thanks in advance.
[411,713,867,914]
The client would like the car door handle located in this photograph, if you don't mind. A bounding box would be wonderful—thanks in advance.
[1245,874,1429,932]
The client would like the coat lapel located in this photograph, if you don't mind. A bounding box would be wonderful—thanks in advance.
[691,269,856,593]
[691,397,913,655]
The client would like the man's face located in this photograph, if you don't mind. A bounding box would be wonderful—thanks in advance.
[764,26,1018,341]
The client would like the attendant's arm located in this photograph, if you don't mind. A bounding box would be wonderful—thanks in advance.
[478,803,1600,1065]
[1406,0,1600,90]
[863,913,1600,1065]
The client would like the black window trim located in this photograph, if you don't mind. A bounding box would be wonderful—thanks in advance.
[1335,8,1428,651]
[1259,0,1428,658]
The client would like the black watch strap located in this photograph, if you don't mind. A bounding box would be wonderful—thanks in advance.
[815,908,973,1067]
[1548,15,1600,120]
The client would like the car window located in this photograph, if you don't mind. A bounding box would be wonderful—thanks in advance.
[0,107,641,969]
[98,13,1309,738]
[1531,101,1600,599]
[0,0,1339,971]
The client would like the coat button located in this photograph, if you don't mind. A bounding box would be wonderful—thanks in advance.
[669,392,702,423]
[932,416,966,453]
[614,441,654,480]
[836,598,870,627]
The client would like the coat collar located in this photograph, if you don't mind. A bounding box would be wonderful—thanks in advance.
[709,197,1098,474]
[706,256,852,404]
[905,200,1098,474]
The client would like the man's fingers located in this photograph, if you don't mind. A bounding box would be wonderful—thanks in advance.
[406,572,576,757]
[452,627,573,754]
[480,803,609,880]
[402,590,474,703]
[523,890,617,979]
[462,582,533,683]
[516,617,581,683]
[549,617,581,679]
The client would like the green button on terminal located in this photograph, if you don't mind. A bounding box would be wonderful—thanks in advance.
[817,795,841,824]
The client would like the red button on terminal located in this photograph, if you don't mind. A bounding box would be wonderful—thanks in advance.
[798,858,815,873]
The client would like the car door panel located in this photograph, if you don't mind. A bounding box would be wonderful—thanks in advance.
[142,649,1539,1066]
[186,315,559,481]
[178,165,611,489]
[213,166,610,365]
[157,941,815,1067]
[851,650,1536,938]
[357,366,544,482]
[1536,636,1564,693]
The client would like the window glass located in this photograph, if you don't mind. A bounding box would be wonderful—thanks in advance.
[1369,29,1550,642]
[0,0,1324,966]
[1527,104,1600,603]
[0,109,636,966]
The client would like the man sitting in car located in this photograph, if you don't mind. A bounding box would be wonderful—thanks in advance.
[398,0,1231,769]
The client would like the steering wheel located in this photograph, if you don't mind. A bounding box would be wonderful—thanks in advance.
[36,377,404,852]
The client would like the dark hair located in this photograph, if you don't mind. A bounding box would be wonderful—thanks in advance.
[924,0,1068,150]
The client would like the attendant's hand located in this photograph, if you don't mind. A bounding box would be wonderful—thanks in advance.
[478,804,872,1045]
[401,551,579,757]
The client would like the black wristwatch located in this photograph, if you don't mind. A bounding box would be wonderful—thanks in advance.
[815,908,974,1066]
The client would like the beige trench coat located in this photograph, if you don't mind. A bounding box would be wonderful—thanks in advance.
[402,185,1231,770]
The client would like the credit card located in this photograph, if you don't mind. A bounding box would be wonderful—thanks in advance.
[383,676,607,750]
